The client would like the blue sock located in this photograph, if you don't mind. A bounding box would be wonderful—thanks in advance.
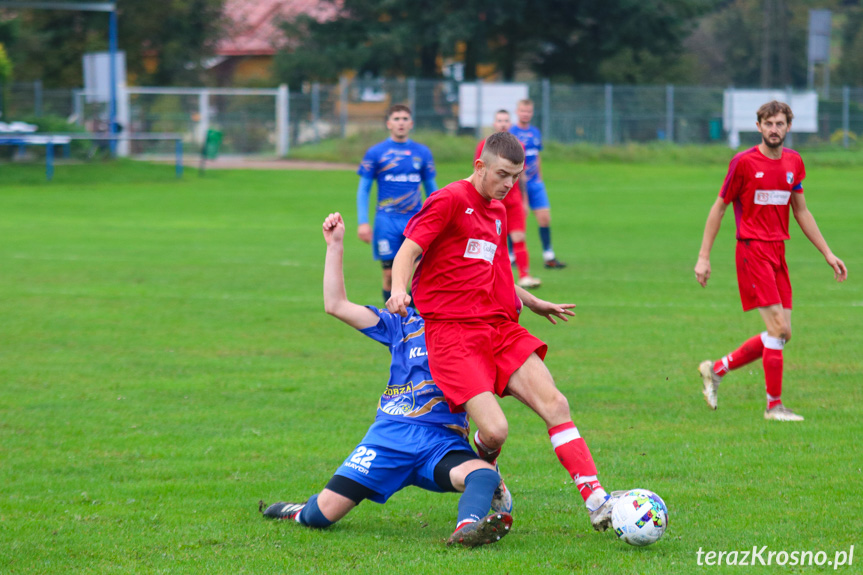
[457,468,500,526]
[298,494,334,528]
[539,226,552,253]
[382,289,391,304]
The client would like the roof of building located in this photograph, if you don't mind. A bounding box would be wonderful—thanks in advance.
[217,0,338,57]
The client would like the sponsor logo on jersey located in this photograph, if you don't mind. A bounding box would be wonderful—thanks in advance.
[495,219,501,235]
[383,173,422,183]
[755,172,764,178]
[786,171,794,184]
[464,238,497,263]
[408,347,427,359]
[381,382,415,416]
[754,190,791,206]
[412,156,422,170]
[465,208,474,214]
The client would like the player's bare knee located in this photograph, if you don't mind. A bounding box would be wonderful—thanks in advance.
[479,422,508,450]
[510,230,525,243]
[545,391,571,423]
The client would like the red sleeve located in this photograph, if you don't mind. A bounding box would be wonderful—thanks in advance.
[719,154,744,204]
[404,189,456,251]
[794,156,805,193]
[474,140,484,161]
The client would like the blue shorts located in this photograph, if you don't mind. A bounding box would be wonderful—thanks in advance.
[373,214,413,261]
[333,419,476,504]
[525,180,550,210]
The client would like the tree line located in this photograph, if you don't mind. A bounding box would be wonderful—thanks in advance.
[0,0,861,88]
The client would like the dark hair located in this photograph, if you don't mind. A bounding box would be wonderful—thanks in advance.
[481,132,525,165]
[757,101,794,124]
[495,109,510,116]
[386,104,412,120]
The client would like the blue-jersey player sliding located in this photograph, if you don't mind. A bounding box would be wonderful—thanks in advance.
[356,105,437,303]
[260,212,512,548]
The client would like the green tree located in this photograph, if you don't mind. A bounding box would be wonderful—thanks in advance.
[274,0,711,85]
[0,42,12,84]
[835,6,863,86]
[1,0,224,87]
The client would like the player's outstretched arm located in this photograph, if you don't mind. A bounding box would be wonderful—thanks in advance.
[514,285,575,325]
[791,193,848,282]
[322,213,379,329]
[695,197,728,287]
[356,177,373,244]
[386,239,423,317]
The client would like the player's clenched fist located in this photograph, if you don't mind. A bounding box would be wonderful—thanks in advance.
[386,291,412,317]
[322,212,345,245]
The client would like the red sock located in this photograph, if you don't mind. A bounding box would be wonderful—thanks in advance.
[548,422,599,500]
[576,479,604,502]
[512,239,530,279]
[763,347,784,409]
[714,332,765,376]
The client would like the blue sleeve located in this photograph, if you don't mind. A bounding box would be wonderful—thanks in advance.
[356,177,373,225]
[534,128,543,151]
[423,178,438,197]
[421,147,436,180]
[357,147,377,179]
[358,305,401,345]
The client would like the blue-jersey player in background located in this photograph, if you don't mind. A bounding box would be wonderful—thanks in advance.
[510,98,566,269]
[356,105,437,303]
[261,212,512,548]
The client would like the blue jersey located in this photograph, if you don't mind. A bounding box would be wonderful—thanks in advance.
[509,125,542,181]
[359,306,469,437]
[358,139,436,216]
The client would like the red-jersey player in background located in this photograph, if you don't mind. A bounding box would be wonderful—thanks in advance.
[475,109,541,290]
[694,100,847,422]
[387,132,621,531]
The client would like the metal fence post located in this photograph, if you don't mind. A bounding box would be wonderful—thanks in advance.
[277,83,289,157]
[408,77,416,118]
[604,83,613,145]
[842,85,850,149]
[34,80,43,117]
[117,84,130,157]
[198,90,209,147]
[666,84,674,142]
[785,86,793,148]
[339,76,348,138]
[73,89,84,126]
[475,80,483,140]
[312,82,320,144]
[541,78,550,140]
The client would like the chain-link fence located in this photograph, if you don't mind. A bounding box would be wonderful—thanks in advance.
[3,79,862,156]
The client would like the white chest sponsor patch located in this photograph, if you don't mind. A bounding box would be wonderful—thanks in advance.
[754,190,791,206]
[464,238,497,263]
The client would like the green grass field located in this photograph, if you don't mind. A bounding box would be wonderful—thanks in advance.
[1,158,860,574]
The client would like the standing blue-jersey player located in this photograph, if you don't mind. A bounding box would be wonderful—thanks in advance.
[261,212,512,548]
[357,105,437,303]
[509,99,566,269]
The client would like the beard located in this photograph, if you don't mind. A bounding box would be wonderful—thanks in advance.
[762,133,786,149]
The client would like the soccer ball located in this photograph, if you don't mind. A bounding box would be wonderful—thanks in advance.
[611,489,668,547]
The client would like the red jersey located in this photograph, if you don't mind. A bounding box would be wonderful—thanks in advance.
[474,139,523,213]
[719,146,805,241]
[404,180,519,322]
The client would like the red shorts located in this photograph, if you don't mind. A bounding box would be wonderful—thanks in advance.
[502,185,526,233]
[735,240,792,312]
[424,319,547,410]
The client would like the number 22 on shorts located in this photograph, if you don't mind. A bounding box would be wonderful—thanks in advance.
[350,446,377,468]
